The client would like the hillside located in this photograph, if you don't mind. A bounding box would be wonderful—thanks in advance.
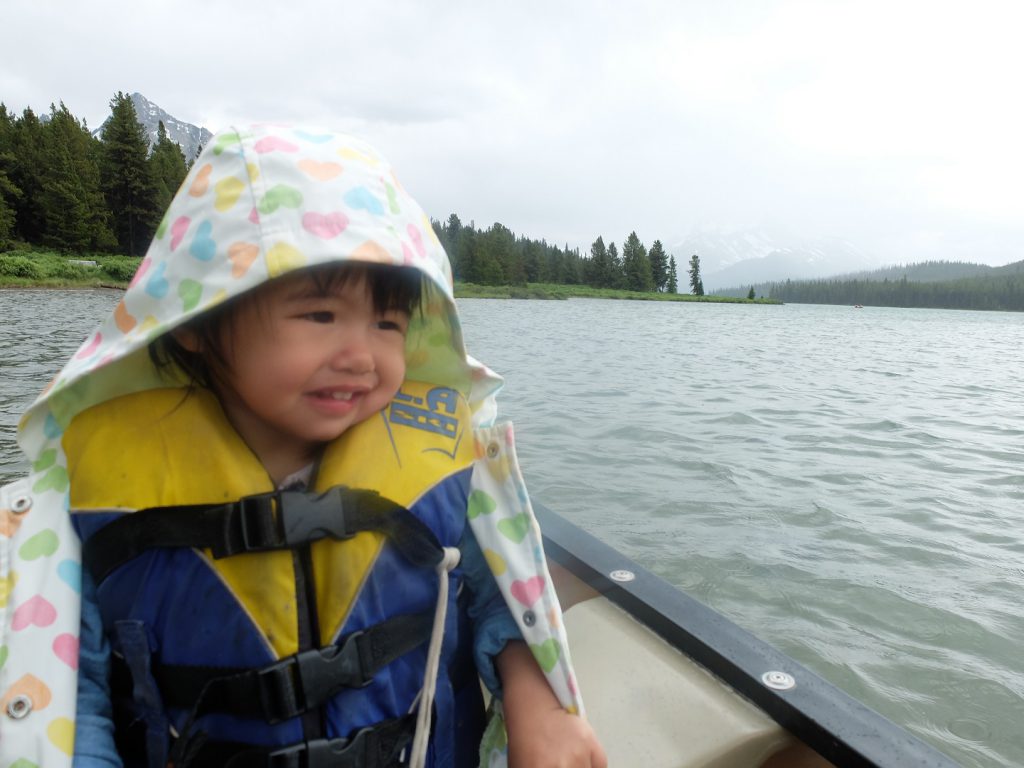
[715,258,1024,311]
[831,260,994,283]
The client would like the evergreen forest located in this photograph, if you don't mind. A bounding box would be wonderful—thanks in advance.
[430,220,681,294]
[0,93,188,258]
[6,93,1017,310]
[717,259,1024,312]
[768,270,1024,311]
[0,94,699,298]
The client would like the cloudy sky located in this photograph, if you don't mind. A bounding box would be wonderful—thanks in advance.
[4,0,1023,269]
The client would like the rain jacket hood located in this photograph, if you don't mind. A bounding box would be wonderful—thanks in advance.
[1,124,581,767]
[20,125,501,451]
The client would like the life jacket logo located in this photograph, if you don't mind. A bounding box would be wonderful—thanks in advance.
[389,387,460,438]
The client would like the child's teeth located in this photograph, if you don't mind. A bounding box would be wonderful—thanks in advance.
[331,391,352,400]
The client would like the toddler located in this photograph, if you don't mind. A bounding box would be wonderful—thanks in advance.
[0,125,604,768]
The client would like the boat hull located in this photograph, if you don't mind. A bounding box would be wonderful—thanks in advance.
[537,503,960,768]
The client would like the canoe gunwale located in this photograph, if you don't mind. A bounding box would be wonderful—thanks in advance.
[535,502,961,768]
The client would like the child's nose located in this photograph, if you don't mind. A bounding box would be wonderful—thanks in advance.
[331,331,375,373]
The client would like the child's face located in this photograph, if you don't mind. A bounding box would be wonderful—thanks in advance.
[213,270,409,476]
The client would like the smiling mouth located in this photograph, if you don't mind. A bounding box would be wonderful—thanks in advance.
[311,389,358,401]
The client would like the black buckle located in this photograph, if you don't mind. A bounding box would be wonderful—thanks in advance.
[234,492,280,553]
[277,487,358,546]
[267,728,379,768]
[230,488,360,556]
[255,631,372,724]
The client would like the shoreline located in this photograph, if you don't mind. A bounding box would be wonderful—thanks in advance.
[0,280,779,303]
[1,251,778,303]
[0,282,126,290]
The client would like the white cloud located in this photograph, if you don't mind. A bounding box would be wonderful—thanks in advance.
[4,0,1023,267]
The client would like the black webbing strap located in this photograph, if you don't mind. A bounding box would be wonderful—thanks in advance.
[181,713,416,768]
[83,487,445,585]
[133,612,433,725]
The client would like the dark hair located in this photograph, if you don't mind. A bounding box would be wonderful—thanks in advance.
[149,262,424,389]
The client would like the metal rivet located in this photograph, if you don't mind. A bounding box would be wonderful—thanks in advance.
[522,610,536,627]
[486,442,500,459]
[609,569,635,583]
[762,671,796,691]
[11,496,32,515]
[6,695,32,719]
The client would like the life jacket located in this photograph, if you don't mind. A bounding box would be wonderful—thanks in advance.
[66,380,485,768]
[2,124,586,768]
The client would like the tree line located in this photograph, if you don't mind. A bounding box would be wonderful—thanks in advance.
[763,271,1024,312]
[433,214,700,293]
[0,92,188,255]
[832,259,997,283]
[2,93,712,296]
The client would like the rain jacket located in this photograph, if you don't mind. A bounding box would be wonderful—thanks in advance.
[0,124,583,767]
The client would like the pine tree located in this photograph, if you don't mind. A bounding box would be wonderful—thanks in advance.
[442,213,463,276]
[149,120,188,215]
[454,227,476,283]
[460,225,505,286]
[667,255,678,293]
[520,238,542,282]
[45,103,116,251]
[648,239,669,291]
[8,108,47,244]
[563,244,585,285]
[431,217,447,254]
[607,242,624,288]
[101,91,160,255]
[39,137,91,251]
[747,286,756,300]
[688,254,704,295]
[482,223,515,284]
[0,176,16,248]
[586,235,613,287]
[0,105,22,248]
[544,243,567,284]
[622,231,654,292]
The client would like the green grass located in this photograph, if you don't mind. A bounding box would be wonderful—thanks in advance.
[0,251,781,305]
[0,249,139,288]
[454,281,781,303]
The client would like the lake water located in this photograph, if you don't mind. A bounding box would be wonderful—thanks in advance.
[2,289,1022,767]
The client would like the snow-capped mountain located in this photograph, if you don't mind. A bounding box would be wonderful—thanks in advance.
[671,226,879,291]
[93,92,212,162]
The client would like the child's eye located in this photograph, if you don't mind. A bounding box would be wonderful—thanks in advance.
[304,311,335,323]
[377,319,407,333]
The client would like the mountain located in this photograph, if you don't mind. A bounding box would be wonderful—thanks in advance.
[993,258,1024,275]
[93,92,213,162]
[670,226,781,276]
[712,257,1024,300]
[671,226,878,292]
[834,260,995,283]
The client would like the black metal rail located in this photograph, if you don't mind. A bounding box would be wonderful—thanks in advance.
[535,502,961,768]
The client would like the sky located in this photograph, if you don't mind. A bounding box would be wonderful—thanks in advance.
[4,0,1024,270]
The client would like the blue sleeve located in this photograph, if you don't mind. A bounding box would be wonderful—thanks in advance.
[73,569,122,768]
[458,524,523,699]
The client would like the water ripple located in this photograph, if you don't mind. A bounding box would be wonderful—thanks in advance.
[457,298,1024,768]
[2,293,1022,767]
